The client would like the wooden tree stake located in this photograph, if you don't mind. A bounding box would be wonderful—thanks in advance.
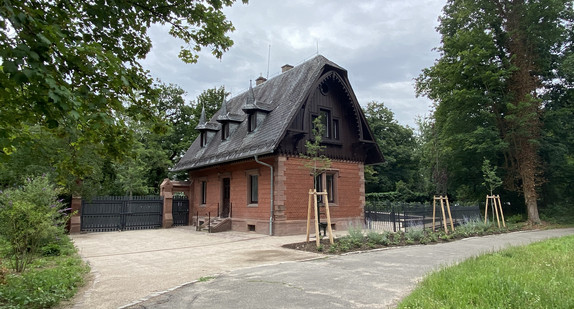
[433,196,454,233]
[305,189,334,246]
[484,195,506,228]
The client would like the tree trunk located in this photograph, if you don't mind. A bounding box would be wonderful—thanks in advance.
[503,1,542,224]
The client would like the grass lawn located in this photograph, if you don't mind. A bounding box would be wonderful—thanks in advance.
[398,234,574,308]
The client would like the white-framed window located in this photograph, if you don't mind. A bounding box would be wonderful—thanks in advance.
[245,169,259,205]
[315,171,337,204]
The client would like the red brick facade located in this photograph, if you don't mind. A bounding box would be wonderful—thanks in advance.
[188,155,365,235]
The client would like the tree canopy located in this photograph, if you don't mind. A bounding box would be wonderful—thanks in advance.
[416,0,573,224]
[0,0,245,192]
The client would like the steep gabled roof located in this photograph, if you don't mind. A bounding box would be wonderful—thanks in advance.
[172,55,366,172]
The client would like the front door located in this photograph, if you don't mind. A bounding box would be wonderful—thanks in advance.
[221,178,230,218]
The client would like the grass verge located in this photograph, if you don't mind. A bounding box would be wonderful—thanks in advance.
[398,234,574,308]
[0,235,90,309]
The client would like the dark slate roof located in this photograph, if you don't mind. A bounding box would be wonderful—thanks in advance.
[172,55,346,172]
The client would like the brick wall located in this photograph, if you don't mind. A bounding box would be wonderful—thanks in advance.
[187,155,365,235]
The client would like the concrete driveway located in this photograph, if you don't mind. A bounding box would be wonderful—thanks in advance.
[123,228,574,309]
[67,227,322,309]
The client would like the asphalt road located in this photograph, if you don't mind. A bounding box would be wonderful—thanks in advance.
[125,228,574,309]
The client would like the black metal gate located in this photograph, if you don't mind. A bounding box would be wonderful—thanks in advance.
[81,196,163,232]
[172,195,189,226]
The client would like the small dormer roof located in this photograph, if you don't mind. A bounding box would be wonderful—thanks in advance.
[195,106,221,131]
[242,81,273,113]
[216,98,244,123]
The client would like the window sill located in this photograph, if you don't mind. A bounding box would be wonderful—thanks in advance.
[322,140,342,146]
[319,203,338,207]
[247,203,259,208]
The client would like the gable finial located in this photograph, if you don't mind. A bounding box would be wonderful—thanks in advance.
[199,105,206,125]
[245,80,256,106]
[221,96,228,115]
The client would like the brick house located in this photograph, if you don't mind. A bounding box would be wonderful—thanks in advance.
[170,55,383,235]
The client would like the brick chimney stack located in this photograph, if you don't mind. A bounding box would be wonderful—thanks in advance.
[255,75,267,86]
[281,64,294,73]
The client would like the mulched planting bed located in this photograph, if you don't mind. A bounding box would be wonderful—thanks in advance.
[282,222,553,255]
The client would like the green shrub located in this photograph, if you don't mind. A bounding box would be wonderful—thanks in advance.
[347,226,365,247]
[405,228,424,242]
[0,176,70,272]
[540,203,574,224]
[0,252,89,308]
[366,230,384,246]
[506,214,526,224]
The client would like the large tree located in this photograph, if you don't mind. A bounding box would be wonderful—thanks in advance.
[417,0,572,224]
[0,0,246,191]
[363,102,418,195]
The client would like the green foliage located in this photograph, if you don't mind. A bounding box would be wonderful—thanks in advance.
[540,204,574,225]
[301,116,331,189]
[347,226,365,247]
[0,0,245,193]
[405,228,424,243]
[0,176,69,272]
[0,236,89,309]
[399,235,574,308]
[415,0,573,220]
[364,102,420,195]
[481,158,503,195]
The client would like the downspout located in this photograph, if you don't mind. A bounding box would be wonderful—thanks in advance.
[254,155,274,236]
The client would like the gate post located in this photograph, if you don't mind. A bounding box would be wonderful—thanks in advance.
[69,196,82,233]
[161,179,174,228]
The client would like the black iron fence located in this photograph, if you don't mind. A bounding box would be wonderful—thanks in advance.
[81,196,163,232]
[364,200,481,232]
[172,195,189,226]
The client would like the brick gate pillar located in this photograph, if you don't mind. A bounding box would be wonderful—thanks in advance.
[69,196,82,233]
[160,179,174,228]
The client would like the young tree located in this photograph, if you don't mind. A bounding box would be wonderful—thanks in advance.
[416,0,573,223]
[301,116,331,190]
[482,158,503,196]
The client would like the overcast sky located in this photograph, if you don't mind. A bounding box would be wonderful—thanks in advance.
[141,0,446,128]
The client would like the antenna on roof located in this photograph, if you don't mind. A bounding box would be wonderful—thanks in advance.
[316,40,319,55]
[266,44,271,79]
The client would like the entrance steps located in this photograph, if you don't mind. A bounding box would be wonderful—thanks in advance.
[198,217,231,233]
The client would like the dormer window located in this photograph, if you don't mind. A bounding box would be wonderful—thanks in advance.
[242,81,273,134]
[248,113,258,132]
[201,132,211,147]
[222,123,230,140]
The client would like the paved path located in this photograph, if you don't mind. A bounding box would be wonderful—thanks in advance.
[125,228,574,309]
[67,227,322,309]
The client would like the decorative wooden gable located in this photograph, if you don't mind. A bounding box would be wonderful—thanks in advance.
[278,67,382,164]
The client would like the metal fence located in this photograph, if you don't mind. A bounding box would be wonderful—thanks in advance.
[364,201,481,232]
[81,196,164,232]
[172,195,189,226]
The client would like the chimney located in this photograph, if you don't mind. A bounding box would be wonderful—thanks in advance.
[281,64,294,73]
[255,75,267,86]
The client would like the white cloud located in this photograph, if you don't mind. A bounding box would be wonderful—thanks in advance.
[141,0,446,127]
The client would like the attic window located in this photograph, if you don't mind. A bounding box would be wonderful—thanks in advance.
[222,123,230,140]
[320,109,331,139]
[320,83,329,95]
[200,132,208,147]
[248,113,257,132]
